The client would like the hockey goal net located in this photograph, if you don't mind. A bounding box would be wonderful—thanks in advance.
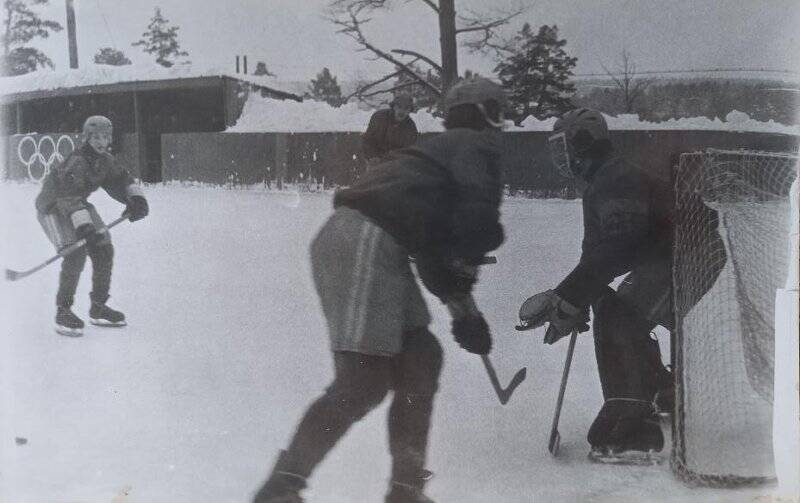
[671,148,798,487]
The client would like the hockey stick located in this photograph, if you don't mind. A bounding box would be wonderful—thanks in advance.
[5,215,128,282]
[549,330,578,456]
[481,354,527,405]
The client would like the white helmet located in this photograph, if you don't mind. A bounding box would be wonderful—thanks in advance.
[549,108,609,178]
[83,115,113,136]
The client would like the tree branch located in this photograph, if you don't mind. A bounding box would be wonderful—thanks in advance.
[329,6,442,96]
[343,69,405,100]
[457,4,526,56]
[361,80,417,98]
[418,0,439,13]
[390,49,442,72]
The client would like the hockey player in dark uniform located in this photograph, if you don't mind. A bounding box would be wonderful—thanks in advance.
[517,108,685,464]
[361,93,418,166]
[253,77,507,503]
[35,115,149,336]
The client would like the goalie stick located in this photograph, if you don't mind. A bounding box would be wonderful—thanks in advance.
[5,215,128,282]
[549,330,578,456]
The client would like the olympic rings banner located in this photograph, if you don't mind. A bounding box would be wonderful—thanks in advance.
[7,133,81,182]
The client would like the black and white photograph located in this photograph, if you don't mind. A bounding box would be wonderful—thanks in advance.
[0,0,798,501]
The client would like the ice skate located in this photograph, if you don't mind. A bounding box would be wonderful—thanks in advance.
[89,301,127,327]
[253,451,306,503]
[55,306,84,337]
[385,469,435,503]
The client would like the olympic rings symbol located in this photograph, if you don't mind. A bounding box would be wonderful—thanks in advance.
[16,134,76,182]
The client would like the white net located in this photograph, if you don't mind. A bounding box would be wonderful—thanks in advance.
[672,148,798,487]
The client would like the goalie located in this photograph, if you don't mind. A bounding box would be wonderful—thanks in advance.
[517,108,712,464]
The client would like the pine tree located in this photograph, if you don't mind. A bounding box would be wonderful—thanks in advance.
[1,0,62,75]
[132,7,189,68]
[253,61,275,77]
[308,67,344,107]
[94,47,132,66]
[495,24,577,122]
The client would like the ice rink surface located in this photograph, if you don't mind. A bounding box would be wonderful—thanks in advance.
[0,183,781,502]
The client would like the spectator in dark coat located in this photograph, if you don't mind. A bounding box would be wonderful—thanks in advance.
[361,94,418,166]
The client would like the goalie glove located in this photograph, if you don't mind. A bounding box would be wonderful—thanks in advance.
[516,290,590,344]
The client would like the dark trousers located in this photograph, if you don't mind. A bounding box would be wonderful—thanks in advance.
[281,328,443,480]
[57,243,114,308]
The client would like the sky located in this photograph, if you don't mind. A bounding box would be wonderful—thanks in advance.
[20,0,800,84]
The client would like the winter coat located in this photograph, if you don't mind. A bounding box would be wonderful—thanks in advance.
[361,108,418,160]
[335,127,504,260]
[35,143,138,218]
[555,155,674,308]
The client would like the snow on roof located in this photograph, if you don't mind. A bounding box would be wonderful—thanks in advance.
[0,63,297,97]
[229,93,800,136]
[227,94,446,133]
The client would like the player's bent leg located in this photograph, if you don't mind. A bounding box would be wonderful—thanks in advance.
[87,243,126,327]
[253,351,392,503]
[55,247,88,337]
[386,328,442,503]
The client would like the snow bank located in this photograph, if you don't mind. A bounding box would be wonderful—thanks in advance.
[230,94,800,135]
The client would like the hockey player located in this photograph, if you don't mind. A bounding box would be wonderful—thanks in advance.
[361,93,418,166]
[253,77,507,503]
[517,108,710,464]
[35,115,149,336]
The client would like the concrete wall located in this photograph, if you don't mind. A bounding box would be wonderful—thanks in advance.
[5,132,141,182]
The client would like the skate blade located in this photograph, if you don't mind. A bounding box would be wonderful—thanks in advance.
[55,325,83,337]
[90,318,127,327]
[588,448,663,466]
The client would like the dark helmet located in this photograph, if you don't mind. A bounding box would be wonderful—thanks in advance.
[443,76,507,128]
[444,76,507,111]
[549,108,609,178]
[83,115,113,136]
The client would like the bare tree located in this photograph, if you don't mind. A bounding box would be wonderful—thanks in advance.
[328,0,525,102]
[602,49,654,114]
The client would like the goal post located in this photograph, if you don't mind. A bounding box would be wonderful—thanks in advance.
[671,148,798,487]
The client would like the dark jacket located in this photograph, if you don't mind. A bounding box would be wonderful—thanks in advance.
[361,108,418,160]
[555,155,673,307]
[335,128,504,259]
[35,143,137,216]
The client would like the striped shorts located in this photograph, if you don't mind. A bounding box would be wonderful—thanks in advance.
[38,204,110,250]
[310,207,431,356]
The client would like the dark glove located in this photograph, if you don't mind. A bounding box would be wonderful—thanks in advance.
[75,222,101,245]
[452,314,492,355]
[446,294,492,355]
[415,255,478,302]
[124,195,149,222]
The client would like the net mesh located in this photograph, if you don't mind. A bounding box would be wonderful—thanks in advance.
[671,148,798,487]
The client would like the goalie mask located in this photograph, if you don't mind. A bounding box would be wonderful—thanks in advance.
[549,108,609,179]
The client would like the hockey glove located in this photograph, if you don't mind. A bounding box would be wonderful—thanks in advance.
[447,294,492,355]
[517,290,590,344]
[74,222,102,245]
[124,195,149,222]
[415,255,478,302]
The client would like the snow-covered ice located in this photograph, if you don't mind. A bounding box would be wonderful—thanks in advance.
[0,183,789,502]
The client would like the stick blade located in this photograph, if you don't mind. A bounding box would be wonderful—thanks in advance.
[548,429,561,456]
[5,269,21,281]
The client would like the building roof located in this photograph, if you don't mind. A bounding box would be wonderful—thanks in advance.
[0,63,302,104]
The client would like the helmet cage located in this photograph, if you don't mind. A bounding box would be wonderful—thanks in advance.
[547,131,573,178]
